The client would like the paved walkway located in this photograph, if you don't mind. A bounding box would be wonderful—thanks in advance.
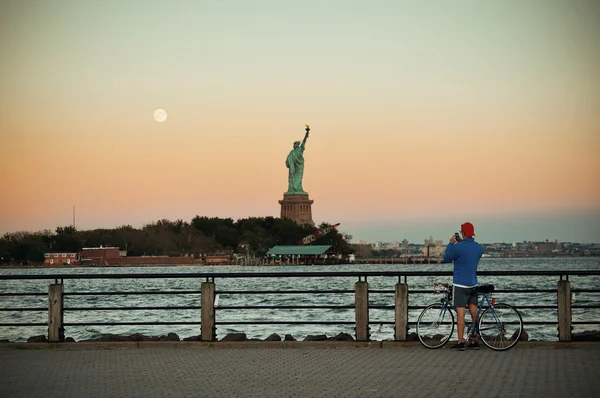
[2,343,599,398]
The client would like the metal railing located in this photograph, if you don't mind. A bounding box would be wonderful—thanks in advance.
[0,270,599,342]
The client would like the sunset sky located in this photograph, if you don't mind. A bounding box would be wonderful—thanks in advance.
[1,0,599,244]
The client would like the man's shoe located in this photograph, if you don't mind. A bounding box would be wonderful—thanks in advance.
[467,341,480,350]
[451,342,465,350]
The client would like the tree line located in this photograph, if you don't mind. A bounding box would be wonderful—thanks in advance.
[0,217,354,264]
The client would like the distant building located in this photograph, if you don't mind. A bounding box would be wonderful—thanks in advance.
[422,236,444,257]
[351,244,372,258]
[537,240,559,253]
[383,241,400,250]
[266,245,336,264]
[81,246,120,265]
[44,252,78,266]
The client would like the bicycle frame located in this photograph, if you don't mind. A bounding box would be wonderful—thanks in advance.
[439,291,498,336]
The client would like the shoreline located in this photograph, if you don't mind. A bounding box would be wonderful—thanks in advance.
[3,340,600,350]
[0,255,597,270]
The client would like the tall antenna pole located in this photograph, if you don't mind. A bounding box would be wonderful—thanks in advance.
[73,205,76,229]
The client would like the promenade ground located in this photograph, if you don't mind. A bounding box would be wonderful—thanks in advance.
[1,342,599,398]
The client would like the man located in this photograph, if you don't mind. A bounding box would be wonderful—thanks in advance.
[443,222,484,350]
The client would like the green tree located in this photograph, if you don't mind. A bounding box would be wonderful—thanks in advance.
[52,226,83,252]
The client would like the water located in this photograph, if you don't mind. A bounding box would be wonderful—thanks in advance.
[1,257,599,342]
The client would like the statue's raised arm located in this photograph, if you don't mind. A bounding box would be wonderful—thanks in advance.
[301,125,310,149]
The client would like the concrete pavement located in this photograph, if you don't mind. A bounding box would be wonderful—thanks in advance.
[1,342,599,398]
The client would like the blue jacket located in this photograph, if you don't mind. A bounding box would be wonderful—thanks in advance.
[443,237,483,287]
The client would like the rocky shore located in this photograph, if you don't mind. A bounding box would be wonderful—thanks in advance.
[16,330,600,344]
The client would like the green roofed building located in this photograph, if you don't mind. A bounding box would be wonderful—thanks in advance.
[266,245,338,265]
[267,245,331,256]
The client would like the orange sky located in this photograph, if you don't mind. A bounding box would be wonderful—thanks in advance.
[1,0,599,243]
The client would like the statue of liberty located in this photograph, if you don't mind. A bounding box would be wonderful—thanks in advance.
[285,125,310,194]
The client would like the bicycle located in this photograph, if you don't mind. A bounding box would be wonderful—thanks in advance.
[416,282,524,351]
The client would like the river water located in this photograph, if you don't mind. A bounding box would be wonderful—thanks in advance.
[1,257,599,342]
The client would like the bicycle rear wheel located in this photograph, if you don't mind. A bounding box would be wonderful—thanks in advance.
[417,303,454,349]
[478,303,523,351]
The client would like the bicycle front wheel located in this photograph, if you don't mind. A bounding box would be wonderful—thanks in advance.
[417,303,454,349]
[478,303,523,351]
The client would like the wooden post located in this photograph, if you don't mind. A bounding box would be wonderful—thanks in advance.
[201,281,216,341]
[395,283,409,341]
[355,281,369,341]
[557,279,572,342]
[48,284,64,342]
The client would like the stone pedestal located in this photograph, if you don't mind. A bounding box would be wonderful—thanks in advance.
[279,193,314,226]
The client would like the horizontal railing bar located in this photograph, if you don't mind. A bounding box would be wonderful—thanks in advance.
[572,321,600,324]
[64,306,202,311]
[217,290,354,294]
[572,305,600,309]
[2,270,599,280]
[1,320,596,327]
[0,293,47,297]
[403,305,558,310]
[3,288,592,297]
[404,321,557,326]
[407,289,565,294]
[2,289,597,298]
[0,305,583,312]
[215,321,355,325]
[0,305,565,312]
[572,289,600,293]
[64,291,202,296]
[499,305,557,309]
[0,305,567,312]
[64,322,202,326]
[215,320,599,326]
[216,305,354,310]
[371,289,596,294]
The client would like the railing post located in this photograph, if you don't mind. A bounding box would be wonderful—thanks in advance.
[201,281,216,341]
[557,279,572,342]
[355,280,369,341]
[395,282,409,341]
[48,283,64,342]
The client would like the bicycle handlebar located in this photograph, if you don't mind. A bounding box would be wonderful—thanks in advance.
[433,282,450,294]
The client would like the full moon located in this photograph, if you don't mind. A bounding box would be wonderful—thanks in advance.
[153,109,167,123]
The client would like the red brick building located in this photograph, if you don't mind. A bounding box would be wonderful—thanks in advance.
[44,252,78,266]
[81,247,120,265]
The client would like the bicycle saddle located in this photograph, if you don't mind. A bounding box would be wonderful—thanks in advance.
[477,284,495,294]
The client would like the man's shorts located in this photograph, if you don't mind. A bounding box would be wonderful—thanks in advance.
[452,286,478,308]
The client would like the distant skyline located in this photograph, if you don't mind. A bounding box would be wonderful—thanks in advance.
[1,1,599,244]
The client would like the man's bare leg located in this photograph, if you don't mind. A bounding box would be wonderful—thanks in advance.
[456,306,466,343]
[468,303,478,341]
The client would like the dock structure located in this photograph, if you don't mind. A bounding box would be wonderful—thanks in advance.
[354,256,443,264]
